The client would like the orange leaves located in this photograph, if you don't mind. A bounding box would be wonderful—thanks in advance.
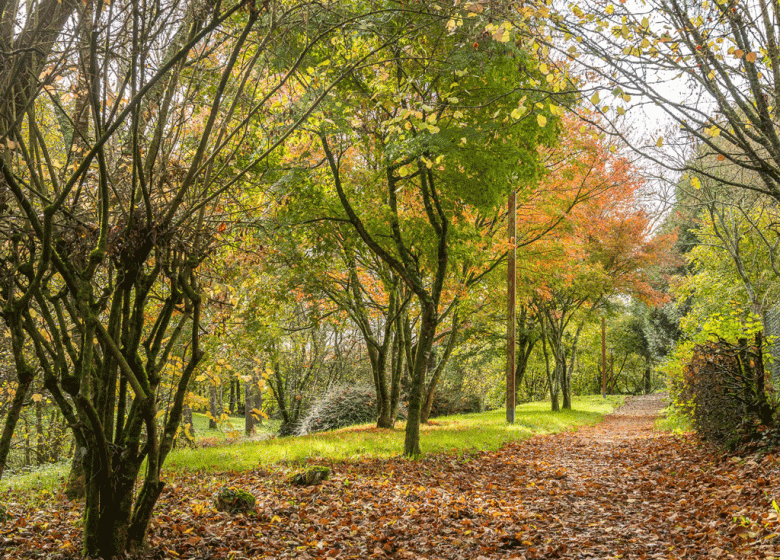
[516,117,672,304]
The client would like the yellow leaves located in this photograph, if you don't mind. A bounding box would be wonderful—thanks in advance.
[539,63,549,75]
[605,5,614,15]
[691,176,702,190]
[537,114,548,127]
[510,108,524,120]
[705,124,721,137]
[446,17,463,32]
[590,92,600,106]
[656,136,664,147]
[31,393,43,403]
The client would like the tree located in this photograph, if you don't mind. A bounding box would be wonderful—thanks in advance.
[0,1,423,555]
[306,1,564,455]
[520,126,672,409]
[554,0,780,204]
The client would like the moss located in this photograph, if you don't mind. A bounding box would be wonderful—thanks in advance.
[288,466,330,486]
[214,486,256,514]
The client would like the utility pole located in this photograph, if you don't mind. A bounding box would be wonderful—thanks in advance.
[601,316,606,398]
[507,190,516,423]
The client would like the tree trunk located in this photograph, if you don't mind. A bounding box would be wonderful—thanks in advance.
[245,382,254,435]
[560,355,571,410]
[254,384,262,427]
[420,305,460,424]
[208,385,219,429]
[389,314,405,425]
[375,347,393,428]
[404,303,437,457]
[35,398,44,464]
[0,367,33,478]
[541,332,559,412]
[182,405,195,438]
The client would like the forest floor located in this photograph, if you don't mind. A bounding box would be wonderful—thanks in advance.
[2,394,780,559]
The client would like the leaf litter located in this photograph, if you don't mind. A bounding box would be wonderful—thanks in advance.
[1,393,778,559]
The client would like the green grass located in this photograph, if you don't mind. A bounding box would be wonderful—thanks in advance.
[655,404,693,433]
[188,412,280,441]
[0,462,70,496]
[164,395,624,473]
[0,395,624,493]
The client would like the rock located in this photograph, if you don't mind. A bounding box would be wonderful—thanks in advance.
[214,486,256,514]
[288,466,330,486]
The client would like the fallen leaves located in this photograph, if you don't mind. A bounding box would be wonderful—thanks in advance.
[1,395,778,559]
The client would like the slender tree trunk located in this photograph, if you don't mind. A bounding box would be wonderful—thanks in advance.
[0,367,33,478]
[208,385,218,429]
[540,331,559,412]
[404,303,437,457]
[420,308,459,423]
[35,398,44,464]
[245,380,255,436]
[254,384,262,427]
[182,404,194,438]
[389,314,405,425]
[376,347,392,428]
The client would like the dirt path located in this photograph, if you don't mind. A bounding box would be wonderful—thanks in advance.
[3,396,779,559]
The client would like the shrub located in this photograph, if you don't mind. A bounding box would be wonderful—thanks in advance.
[428,390,483,418]
[296,385,379,436]
[680,334,775,448]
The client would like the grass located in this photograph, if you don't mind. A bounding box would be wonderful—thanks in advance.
[0,395,624,493]
[164,395,624,473]
[188,412,280,441]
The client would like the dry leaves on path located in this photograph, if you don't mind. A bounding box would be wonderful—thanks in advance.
[2,394,778,559]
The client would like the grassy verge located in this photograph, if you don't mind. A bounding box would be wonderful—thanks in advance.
[164,395,624,473]
[0,395,624,493]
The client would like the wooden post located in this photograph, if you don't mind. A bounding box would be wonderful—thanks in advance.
[506,190,516,423]
[609,351,615,394]
[601,316,606,398]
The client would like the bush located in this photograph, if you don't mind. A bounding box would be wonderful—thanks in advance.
[680,335,775,448]
[428,390,483,418]
[296,385,380,436]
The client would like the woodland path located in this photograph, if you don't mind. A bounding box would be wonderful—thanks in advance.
[3,395,780,559]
